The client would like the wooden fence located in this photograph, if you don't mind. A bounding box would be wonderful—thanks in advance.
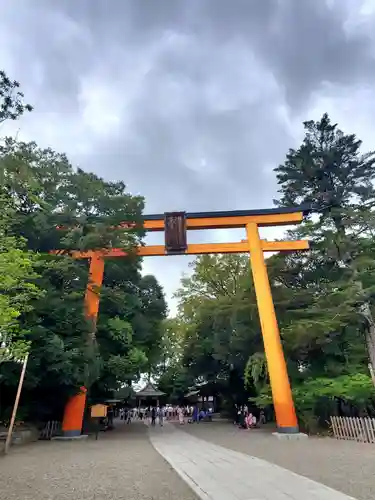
[330,416,375,443]
[39,421,61,440]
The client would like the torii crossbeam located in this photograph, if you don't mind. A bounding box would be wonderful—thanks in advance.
[56,206,310,437]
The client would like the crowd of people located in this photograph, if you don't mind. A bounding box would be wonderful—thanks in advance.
[99,403,267,435]
[118,405,213,426]
[119,406,168,426]
[117,404,266,431]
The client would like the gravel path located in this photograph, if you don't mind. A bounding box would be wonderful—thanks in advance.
[0,421,197,500]
[177,421,375,500]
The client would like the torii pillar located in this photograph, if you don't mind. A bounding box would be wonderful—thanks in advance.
[61,254,104,437]
[246,223,299,434]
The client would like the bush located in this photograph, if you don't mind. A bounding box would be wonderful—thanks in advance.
[251,373,375,434]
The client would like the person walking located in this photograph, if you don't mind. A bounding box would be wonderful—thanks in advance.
[192,405,198,423]
[107,406,114,430]
[259,410,266,425]
[177,406,185,425]
[159,406,165,426]
[151,406,156,427]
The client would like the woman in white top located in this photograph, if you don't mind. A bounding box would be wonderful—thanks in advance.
[177,406,185,425]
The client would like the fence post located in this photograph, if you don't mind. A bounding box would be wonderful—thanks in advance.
[4,354,29,455]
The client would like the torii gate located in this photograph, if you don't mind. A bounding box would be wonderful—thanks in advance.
[59,206,310,437]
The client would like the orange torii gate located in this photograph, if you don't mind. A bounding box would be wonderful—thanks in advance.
[60,206,310,437]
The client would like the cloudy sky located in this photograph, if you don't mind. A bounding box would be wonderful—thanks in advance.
[1,0,375,314]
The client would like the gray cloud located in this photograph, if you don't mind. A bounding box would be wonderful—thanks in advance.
[1,0,374,313]
[4,1,374,110]
[199,0,375,107]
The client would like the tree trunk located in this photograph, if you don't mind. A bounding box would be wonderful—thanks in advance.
[359,300,375,381]
[352,273,375,385]
[331,215,375,384]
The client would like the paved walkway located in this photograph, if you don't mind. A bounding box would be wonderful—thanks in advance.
[149,423,358,500]
[179,421,375,500]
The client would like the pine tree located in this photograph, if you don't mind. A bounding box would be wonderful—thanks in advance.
[274,113,375,377]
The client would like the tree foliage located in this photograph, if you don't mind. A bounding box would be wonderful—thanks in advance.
[165,254,260,409]
[0,70,33,125]
[0,195,42,363]
[274,113,375,370]
[157,318,194,401]
[0,70,167,422]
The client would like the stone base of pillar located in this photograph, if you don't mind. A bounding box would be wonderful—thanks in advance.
[272,432,308,440]
[52,434,88,441]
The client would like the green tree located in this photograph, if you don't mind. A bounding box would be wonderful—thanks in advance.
[0,196,42,363]
[157,318,186,371]
[174,254,260,410]
[173,247,372,427]
[0,138,167,420]
[157,364,194,403]
[274,113,375,374]
[240,113,375,429]
[0,71,38,363]
[0,70,33,125]
[91,266,167,400]
[155,318,192,401]
[0,68,167,422]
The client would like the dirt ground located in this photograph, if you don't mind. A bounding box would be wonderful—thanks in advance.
[0,421,197,500]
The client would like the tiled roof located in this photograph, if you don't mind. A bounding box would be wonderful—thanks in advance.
[135,381,165,397]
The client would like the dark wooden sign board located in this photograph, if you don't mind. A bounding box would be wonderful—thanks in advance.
[164,212,187,254]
